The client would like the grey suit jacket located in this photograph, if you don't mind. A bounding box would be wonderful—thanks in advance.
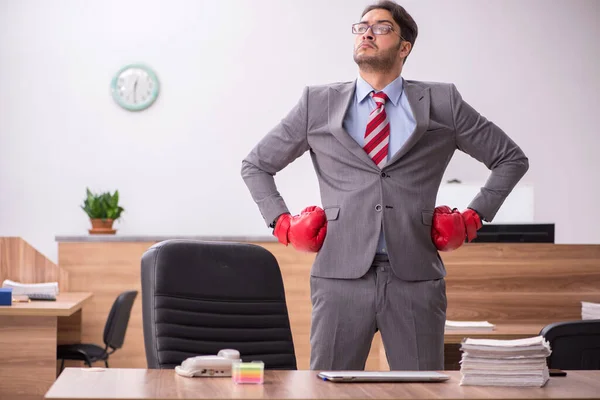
[241,79,529,281]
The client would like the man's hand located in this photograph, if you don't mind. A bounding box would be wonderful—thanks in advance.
[432,206,482,251]
[273,206,327,252]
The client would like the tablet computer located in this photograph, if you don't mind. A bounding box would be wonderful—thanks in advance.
[317,371,450,383]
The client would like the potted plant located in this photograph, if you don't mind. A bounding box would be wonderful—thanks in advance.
[81,188,125,234]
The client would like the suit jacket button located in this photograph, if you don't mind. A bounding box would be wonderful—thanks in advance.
[375,204,382,212]
[381,172,386,177]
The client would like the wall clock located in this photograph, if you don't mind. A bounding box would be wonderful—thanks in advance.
[111,64,159,111]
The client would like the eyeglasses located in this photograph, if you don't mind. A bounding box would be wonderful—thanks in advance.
[352,23,404,39]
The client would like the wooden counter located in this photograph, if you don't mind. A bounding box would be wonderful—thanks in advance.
[56,236,600,371]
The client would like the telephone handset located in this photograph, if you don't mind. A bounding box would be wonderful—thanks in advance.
[175,349,241,377]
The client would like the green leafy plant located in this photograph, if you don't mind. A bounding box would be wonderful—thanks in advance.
[81,188,125,221]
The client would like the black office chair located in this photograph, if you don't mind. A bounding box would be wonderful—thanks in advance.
[540,319,600,370]
[140,239,297,370]
[57,290,138,371]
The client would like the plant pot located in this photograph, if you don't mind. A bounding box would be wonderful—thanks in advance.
[89,218,116,235]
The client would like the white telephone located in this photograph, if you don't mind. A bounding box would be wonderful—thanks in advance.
[175,349,241,377]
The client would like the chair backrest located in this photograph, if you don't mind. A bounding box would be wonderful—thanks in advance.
[540,320,600,370]
[103,290,138,350]
[141,239,297,370]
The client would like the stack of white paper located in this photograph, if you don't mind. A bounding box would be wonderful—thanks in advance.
[1,279,59,296]
[445,320,495,330]
[581,301,600,320]
[459,336,551,387]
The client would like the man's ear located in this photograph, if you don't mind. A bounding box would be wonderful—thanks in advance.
[401,41,412,58]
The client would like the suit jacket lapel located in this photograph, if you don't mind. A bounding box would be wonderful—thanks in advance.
[387,82,431,166]
[328,83,379,169]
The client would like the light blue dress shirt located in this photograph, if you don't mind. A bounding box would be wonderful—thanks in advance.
[343,75,416,255]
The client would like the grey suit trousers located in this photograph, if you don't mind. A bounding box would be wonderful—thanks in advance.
[309,255,447,371]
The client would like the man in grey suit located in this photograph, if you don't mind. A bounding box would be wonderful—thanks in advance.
[241,0,528,371]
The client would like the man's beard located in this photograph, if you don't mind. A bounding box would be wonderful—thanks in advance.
[353,43,401,73]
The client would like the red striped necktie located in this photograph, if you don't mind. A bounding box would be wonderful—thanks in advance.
[363,91,390,168]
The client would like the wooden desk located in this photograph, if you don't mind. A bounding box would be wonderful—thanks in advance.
[443,323,546,344]
[45,369,600,400]
[0,292,93,400]
[375,324,547,370]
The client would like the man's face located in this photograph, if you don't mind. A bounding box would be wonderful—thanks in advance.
[353,9,406,72]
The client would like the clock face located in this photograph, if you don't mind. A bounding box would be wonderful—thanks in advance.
[111,64,159,111]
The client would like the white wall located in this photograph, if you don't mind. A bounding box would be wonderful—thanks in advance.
[1,0,598,263]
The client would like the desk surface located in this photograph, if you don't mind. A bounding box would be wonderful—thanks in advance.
[444,323,546,344]
[45,369,600,400]
[0,292,92,316]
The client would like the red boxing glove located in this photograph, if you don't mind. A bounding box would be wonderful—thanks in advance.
[462,208,483,242]
[432,206,483,251]
[432,206,466,251]
[273,213,292,245]
[273,206,327,252]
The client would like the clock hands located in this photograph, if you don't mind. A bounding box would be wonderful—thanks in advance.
[133,78,138,104]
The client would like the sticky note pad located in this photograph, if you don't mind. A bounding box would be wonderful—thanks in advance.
[232,361,264,384]
[0,288,13,306]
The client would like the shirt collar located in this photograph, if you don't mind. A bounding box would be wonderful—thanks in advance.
[356,74,404,106]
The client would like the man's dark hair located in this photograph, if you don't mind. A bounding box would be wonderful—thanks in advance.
[361,1,418,64]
